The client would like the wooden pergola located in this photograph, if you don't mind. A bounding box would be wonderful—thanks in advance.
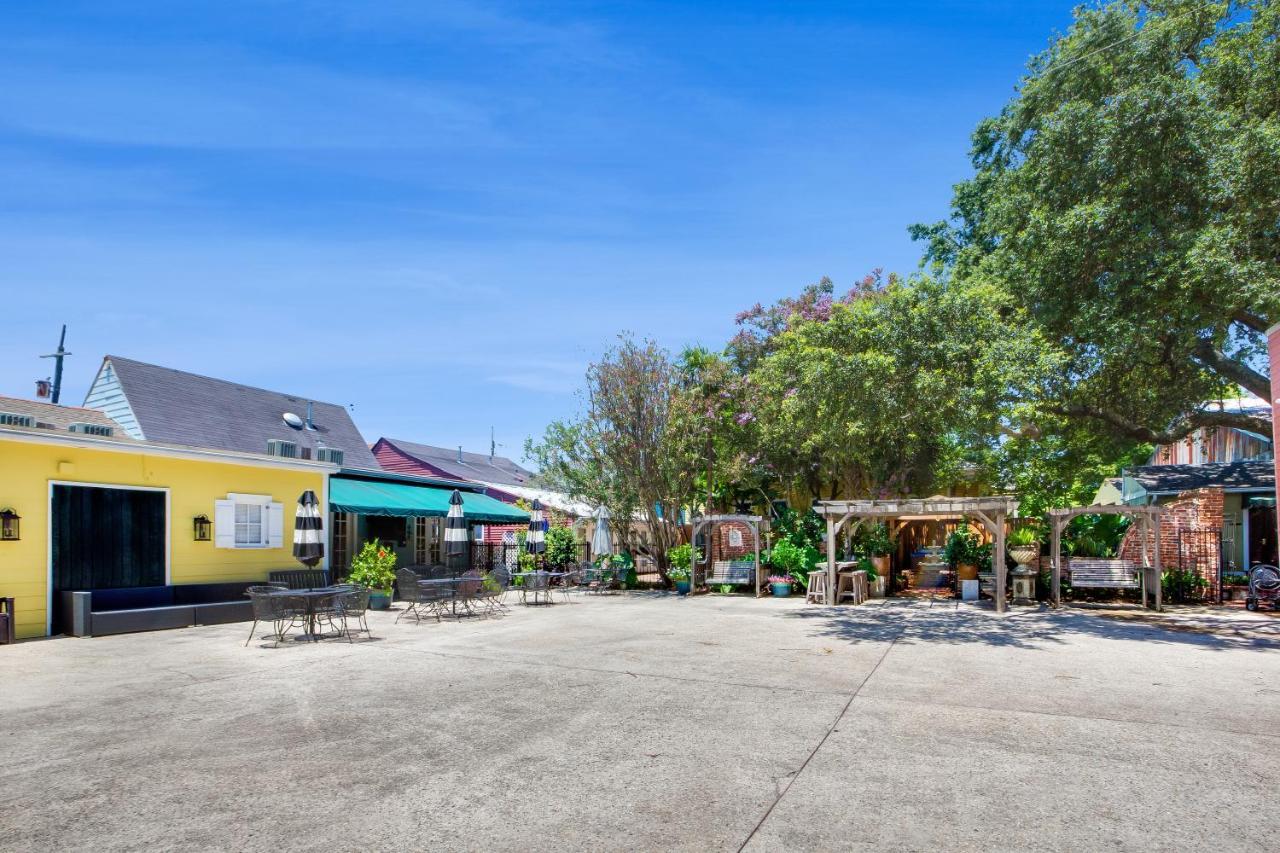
[1046,504,1165,611]
[813,496,1020,612]
[689,514,764,598]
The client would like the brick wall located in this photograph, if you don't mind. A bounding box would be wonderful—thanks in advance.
[708,521,758,562]
[1119,487,1224,596]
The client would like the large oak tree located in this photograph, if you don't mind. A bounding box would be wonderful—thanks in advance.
[913,0,1278,443]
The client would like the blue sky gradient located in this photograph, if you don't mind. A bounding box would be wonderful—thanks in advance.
[0,1,1073,462]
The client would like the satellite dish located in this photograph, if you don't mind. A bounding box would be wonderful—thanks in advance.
[282,412,304,429]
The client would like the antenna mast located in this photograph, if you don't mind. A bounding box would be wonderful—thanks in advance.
[39,325,71,404]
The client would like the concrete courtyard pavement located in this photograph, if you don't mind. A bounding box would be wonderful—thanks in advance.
[2,594,1278,852]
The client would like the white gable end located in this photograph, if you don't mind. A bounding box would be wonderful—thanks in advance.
[84,359,144,440]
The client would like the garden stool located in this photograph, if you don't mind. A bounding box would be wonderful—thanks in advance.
[837,570,867,605]
[805,571,828,604]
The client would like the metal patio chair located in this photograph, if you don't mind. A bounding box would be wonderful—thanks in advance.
[244,585,296,646]
[334,585,372,641]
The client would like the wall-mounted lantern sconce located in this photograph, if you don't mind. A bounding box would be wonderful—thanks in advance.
[193,514,212,542]
[0,509,20,541]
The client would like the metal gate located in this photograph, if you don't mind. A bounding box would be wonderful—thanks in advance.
[1172,529,1222,603]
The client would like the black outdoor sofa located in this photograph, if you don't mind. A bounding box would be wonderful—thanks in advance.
[57,577,315,638]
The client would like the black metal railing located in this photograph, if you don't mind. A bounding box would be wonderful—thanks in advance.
[1170,529,1221,603]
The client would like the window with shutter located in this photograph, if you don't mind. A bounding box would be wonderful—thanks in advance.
[217,494,281,548]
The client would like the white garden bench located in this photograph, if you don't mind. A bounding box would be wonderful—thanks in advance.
[1068,558,1141,590]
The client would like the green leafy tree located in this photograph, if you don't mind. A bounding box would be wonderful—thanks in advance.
[914,0,1277,444]
[527,335,697,581]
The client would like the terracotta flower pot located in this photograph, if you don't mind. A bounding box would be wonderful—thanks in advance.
[956,563,979,581]
[871,555,891,577]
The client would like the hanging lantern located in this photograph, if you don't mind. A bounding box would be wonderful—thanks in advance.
[0,509,20,541]
[193,514,212,542]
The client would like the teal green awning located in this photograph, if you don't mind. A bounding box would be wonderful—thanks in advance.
[330,478,530,523]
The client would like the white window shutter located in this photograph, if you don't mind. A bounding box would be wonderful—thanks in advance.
[214,500,236,549]
[267,502,285,548]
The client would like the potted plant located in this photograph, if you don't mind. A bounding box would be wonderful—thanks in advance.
[856,557,884,598]
[863,522,895,580]
[767,575,793,597]
[347,538,397,610]
[944,529,984,582]
[1007,526,1040,568]
[666,543,699,595]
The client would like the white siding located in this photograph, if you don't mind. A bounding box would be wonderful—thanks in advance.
[83,360,144,439]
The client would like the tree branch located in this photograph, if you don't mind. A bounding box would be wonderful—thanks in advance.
[1231,308,1270,335]
[1057,405,1272,445]
[1192,338,1272,400]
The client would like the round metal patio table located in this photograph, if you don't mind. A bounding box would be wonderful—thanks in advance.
[512,571,568,605]
[264,587,342,641]
[418,577,480,617]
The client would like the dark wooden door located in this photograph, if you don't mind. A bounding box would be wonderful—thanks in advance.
[51,485,166,592]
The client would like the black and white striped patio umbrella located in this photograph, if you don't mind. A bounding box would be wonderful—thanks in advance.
[526,499,546,555]
[444,489,468,567]
[292,490,324,567]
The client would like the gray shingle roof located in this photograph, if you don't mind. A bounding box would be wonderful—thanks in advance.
[1126,460,1275,494]
[380,438,534,487]
[0,396,135,442]
[96,356,377,468]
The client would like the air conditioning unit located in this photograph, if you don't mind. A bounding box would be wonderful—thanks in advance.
[315,448,344,465]
[69,422,113,437]
[266,439,299,458]
[0,412,35,428]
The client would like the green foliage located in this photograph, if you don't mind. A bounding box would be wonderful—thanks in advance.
[856,556,878,582]
[766,538,821,585]
[1007,526,1040,548]
[544,524,579,567]
[943,529,988,569]
[773,508,824,550]
[858,522,895,557]
[749,273,1056,499]
[1162,569,1210,604]
[717,584,734,595]
[665,543,701,572]
[526,335,693,574]
[347,539,397,593]
[1065,514,1130,558]
[916,0,1276,447]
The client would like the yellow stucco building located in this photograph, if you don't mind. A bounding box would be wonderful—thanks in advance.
[0,405,333,639]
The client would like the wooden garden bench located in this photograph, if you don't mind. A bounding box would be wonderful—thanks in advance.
[707,560,757,586]
[1067,558,1141,590]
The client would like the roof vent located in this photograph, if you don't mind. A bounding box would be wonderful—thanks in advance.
[69,422,112,437]
[267,439,298,458]
[316,447,344,465]
[0,412,35,428]
[282,412,304,429]
[458,446,464,464]
[305,401,315,430]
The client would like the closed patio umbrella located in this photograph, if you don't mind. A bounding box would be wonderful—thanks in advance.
[590,506,614,559]
[444,489,468,573]
[526,499,546,557]
[292,490,325,567]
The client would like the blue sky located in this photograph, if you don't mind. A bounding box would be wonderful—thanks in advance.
[0,0,1072,463]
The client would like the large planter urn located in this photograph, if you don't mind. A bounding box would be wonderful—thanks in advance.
[870,555,891,578]
[771,582,792,598]
[1009,546,1039,568]
[956,563,979,582]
